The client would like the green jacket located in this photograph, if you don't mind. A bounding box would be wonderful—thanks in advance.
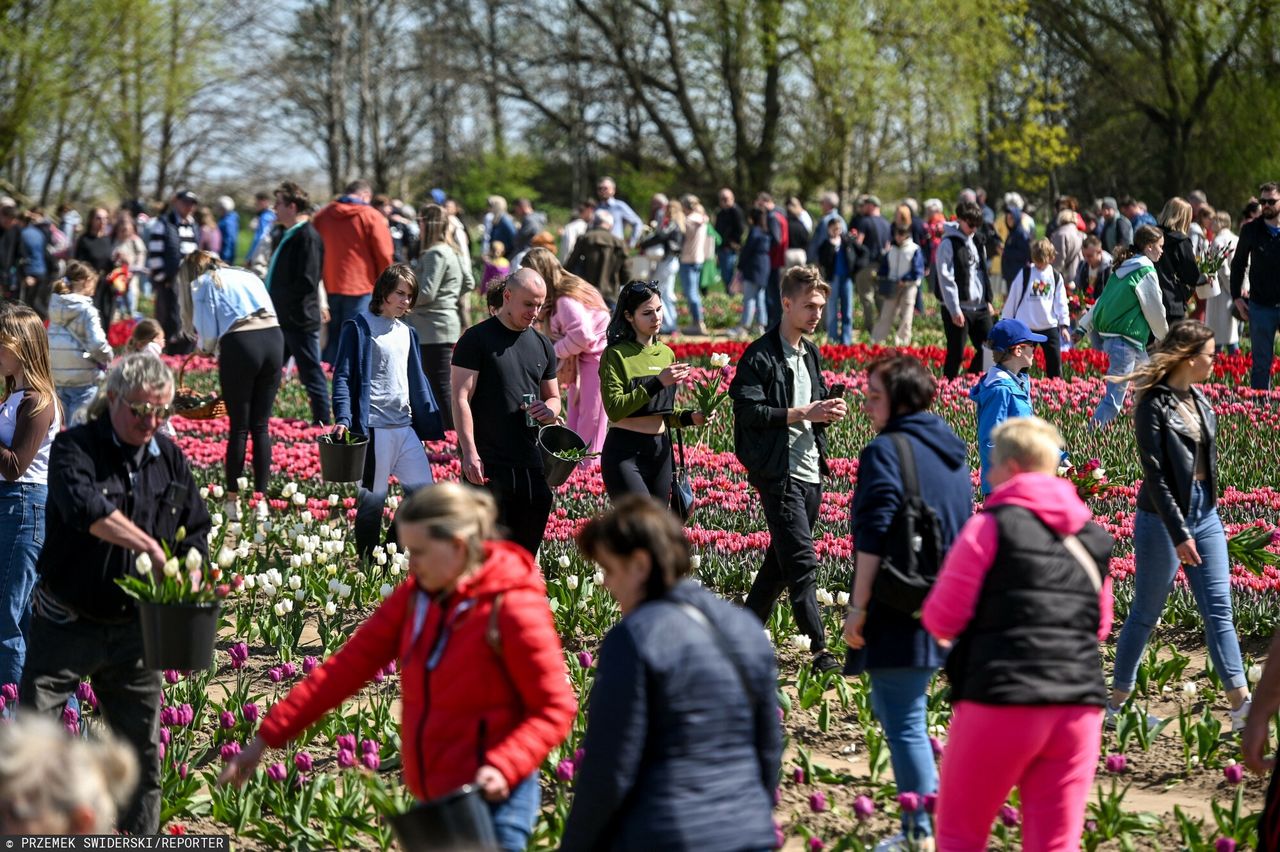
[408,244,475,345]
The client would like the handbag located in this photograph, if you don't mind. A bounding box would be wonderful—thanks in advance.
[669,427,695,522]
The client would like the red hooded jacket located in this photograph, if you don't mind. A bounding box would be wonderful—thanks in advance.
[311,198,395,297]
[259,541,576,799]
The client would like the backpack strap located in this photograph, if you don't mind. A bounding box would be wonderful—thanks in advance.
[1013,263,1033,317]
[674,601,759,707]
[991,506,1102,592]
[888,432,919,500]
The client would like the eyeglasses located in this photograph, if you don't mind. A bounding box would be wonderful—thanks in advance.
[122,400,174,420]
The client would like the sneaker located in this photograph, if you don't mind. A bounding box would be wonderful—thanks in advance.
[873,834,935,852]
[1230,696,1253,733]
[1105,702,1161,730]
[811,651,842,674]
[224,499,241,522]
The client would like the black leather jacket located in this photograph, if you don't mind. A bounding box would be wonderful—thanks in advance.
[1134,383,1217,544]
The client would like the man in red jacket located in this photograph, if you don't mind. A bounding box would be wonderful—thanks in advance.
[312,178,394,363]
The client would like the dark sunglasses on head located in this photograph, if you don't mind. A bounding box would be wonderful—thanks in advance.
[624,280,660,296]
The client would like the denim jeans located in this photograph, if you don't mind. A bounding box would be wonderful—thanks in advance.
[1112,484,1246,692]
[679,262,704,326]
[1249,300,1279,390]
[1091,336,1146,427]
[827,273,853,344]
[488,771,540,852]
[323,293,372,364]
[718,248,738,294]
[57,385,99,427]
[740,277,767,329]
[657,255,680,334]
[0,482,44,686]
[868,667,938,838]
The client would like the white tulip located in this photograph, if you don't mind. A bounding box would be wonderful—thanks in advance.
[289,553,303,569]
[253,532,265,545]
[135,553,153,576]
[210,513,224,528]
[326,564,337,577]
[294,589,306,602]
[236,477,249,492]
[1183,681,1198,696]
[228,522,242,537]
[557,554,571,569]
[291,491,306,507]
[790,634,812,651]
[386,543,398,555]
[217,548,236,570]
[289,575,302,590]
[282,482,297,498]
[566,575,580,590]
[301,552,313,566]
[256,501,269,519]
[324,600,338,617]
[689,555,702,570]
[328,579,340,593]
[243,574,256,589]
[389,562,401,575]
[1248,664,1264,684]
[163,557,180,578]
[375,552,387,566]
[273,602,286,617]
[337,584,352,599]
[261,582,277,599]
[837,592,851,607]
[282,598,293,614]
[236,544,250,559]
[199,487,209,500]
[261,519,272,533]
[328,494,339,506]
[317,551,330,566]
[211,484,224,499]
[592,570,604,586]
[380,583,394,598]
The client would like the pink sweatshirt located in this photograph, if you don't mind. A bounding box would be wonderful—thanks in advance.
[551,296,610,361]
[922,472,1113,643]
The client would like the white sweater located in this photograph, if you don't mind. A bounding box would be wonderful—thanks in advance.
[1001,264,1069,331]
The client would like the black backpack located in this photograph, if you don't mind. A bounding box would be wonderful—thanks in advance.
[870,433,946,616]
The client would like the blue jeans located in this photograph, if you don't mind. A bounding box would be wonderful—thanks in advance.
[868,667,938,838]
[0,482,46,686]
[656,256,679,334]
[740,277,767,329]
[718,248,738,293]
[1113,484,1246,692]
[679,263,704,326]
[323,293,372,364]
[1249,300,1279,390]
[488,772,540,852]
[827,273,853,344]
[57,385,99,427]
[1091,336,1146,427]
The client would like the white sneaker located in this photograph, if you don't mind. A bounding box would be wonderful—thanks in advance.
[224,499,241,522]
[873,834,934,852]
[1105,703,1161,730]
[1230,697,1253,733]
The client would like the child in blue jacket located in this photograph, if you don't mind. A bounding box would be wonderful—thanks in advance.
[969,318,1043,495]
[332,263,445,557]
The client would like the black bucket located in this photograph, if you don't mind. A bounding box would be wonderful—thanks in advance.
[537,424,587,488]
[388,785,498,852]
[317,433,368,483]
[137,601,221,671]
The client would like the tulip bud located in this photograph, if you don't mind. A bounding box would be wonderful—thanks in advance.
[136,553,153,576]
[184,549,202,573]
[163,558,180,578]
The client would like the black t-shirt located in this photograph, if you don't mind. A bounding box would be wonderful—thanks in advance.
[452,316,557,468]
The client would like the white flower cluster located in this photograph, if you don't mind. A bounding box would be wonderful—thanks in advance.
[709,352,731,369]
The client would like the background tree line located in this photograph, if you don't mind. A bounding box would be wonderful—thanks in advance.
[3,0,1278,214]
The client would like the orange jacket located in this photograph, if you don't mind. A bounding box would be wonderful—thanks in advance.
[259,541,576,798]
[311,198,394,296]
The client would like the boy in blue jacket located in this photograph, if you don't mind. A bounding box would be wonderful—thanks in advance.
[332,263,445,557]
[969,318,1043,495]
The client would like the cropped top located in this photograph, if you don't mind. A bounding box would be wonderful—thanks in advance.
[598,339,694,427]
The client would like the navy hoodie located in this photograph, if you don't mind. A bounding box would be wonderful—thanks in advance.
[847,411,973,672]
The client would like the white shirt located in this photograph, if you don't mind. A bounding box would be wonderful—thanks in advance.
[1001,264,1069,330]
[363,312,413,429]
[0,390,59,484]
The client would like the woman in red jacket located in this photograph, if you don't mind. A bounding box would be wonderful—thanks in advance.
[219,483,576,851]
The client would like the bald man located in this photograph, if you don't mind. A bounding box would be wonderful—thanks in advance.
[451,268,562,554]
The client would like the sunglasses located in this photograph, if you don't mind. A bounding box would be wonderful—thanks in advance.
[1262,198,1280,206]
[624,280,660,296]
[122,400,175,420]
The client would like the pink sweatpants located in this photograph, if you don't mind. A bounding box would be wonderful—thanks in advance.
[935,701,1102,852]
[566,353,607,454]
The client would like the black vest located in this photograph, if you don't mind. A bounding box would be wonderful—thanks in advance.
[945,505,1113,707]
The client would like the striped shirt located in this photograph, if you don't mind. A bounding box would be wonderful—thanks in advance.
[147,212,198,283]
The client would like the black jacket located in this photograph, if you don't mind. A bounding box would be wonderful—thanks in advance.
[728,327,830,489]
[1229,216,1280,306]
[38,416,211,622]
[946,505,1113,707]
[559,581,781,852]
[714,204,746,251]
[269,221,325,331]
[1134,383,1217,544]
[1154,228,1201,320]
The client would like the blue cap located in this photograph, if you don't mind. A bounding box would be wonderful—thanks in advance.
[430,188,446,205]
[987,318,1047,351]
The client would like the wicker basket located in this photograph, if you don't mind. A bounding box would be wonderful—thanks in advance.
[173,354,227,420]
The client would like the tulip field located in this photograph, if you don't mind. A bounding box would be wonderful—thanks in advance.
[81,326,1280,850]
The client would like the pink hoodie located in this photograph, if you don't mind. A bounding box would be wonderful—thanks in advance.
[551,296,610,361]
[922,472,1113,643]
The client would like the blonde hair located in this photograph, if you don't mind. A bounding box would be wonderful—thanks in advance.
[991,417,1064,473]
[666,199,686,232]
[0,305,59,417]
[175,250,224,339]
[54,260,99,296]
[395,482,497,568]
[0,716,136,835]
[1158,197,1193,234]
[1031,238,1056,264]
[1212,210,1232,232]
[1113,319,1214,401]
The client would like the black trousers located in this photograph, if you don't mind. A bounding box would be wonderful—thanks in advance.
[220,326,284,494]
[281,325,331,425]
[420,343,455,431]
[481,464,553,557]
[155,282,194,355]
[19,275,52,321]
[21,612,164,836]
[94,277,116,329]
[765,267,783,329]
[601,428,672,502]
[744,477,827,652]
[1032,327,1063,378]
[942,306,993,379]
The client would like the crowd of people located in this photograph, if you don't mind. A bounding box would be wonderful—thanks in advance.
[0,174,1277,849]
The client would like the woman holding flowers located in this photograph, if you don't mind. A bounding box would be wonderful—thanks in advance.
[598,281,706,502]
[220,483,576,852]
[1108,320,1251,730]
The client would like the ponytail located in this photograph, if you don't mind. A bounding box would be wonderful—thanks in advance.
[1113,224,1164,266]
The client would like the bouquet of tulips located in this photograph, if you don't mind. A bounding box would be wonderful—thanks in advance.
[688,352,733,418]
[1059,456,1115,501]
[1227,523,1280,576]
[1196,242,1231,277]
[115,527,237,605]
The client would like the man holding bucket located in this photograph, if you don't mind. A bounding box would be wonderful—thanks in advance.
[452,268,561,556]
[20,354,210,836]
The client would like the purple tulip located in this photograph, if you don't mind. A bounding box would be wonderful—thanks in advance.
[177,704,194,726]
[385,660,397,675]
[773,823,785,849]
[923,793,938,815]
[228,643,249,670]
[159,706,177,727]
[929,736,945,758]
[853,795,876,820]
[1217,839,1238,852]
[573,748,585,765]
[336,733,357,752]
[361,738,378,756]
[0,696,6,713]
[220,742,241,761]
[792,767,806,784]
[556,759,576,782]
[76,682,97,708]
[282,662,298,679]
[219,711,236,729]
[808,838,825,852]
[266,762,287,783]
[157,743,165,761]
[177,762,189,780]
[898,792,921,813]
[1224,763,1245,785]
[159,727,171,745]
[808,791,827,813]
[164,670,181,684]
[241,703,259,723]
[294,752,313,773]
[268,667,283,683]
[62,705,80,727]
[302,655,319,675]
[362,752,381,771]
[337,748,357,768]
[999,805,1020,827]
[1,683,17,702]
[577,650,594,669]
[773,787,781,805]
[1105,753,1127,774]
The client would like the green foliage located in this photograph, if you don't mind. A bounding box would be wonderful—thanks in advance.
[452,150,544,217]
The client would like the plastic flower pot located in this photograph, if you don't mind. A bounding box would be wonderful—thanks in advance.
[316,433,369,483]
[537,424,588,488]
[137,601,221,671]
[388,785,498,852]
